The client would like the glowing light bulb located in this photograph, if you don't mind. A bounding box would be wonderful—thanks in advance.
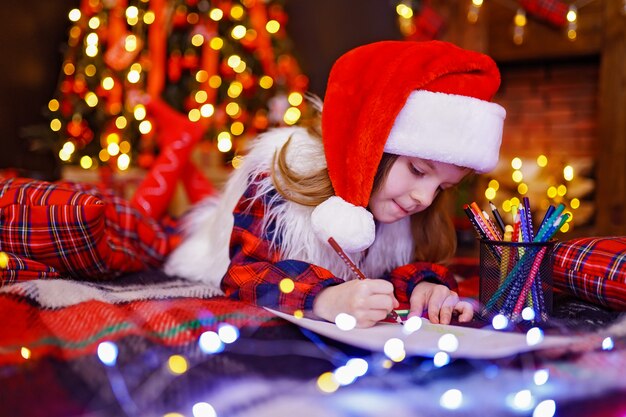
[259,76,274,89]
[526,327,544,346]
[68,9,81,22]
[534,369,549,385]
[521,307,535,321]
[97,341,118,366]
[511,389,534,410]
[279,278,295,293]
[346,358,368,377]
[335,313,356,330]
[0,252,8,268]
[283,107,301,125]
[138,120,152,134]
[402,316,422,334]
[533,399,556,417]
[317,371,339,393]
[201,104,215,118]
[199,331,223,353]
[288,92,303,106]
[209,8,224,21]
[117,154,130,171]
[192,402,217,417]
[191,34,204,47]
[563,165,574,181]
[602,337,614,350]
[167,354,188,375]
[537,155,548,167]
[209,37,224,50]
[438,334,459,352]
[218,323,239,344]
[334,365,357,386]
[188,109,201,122]
[266,20,280,34]
[80,156,93,169]
[21,347,31,359]
[440,389,463,410]
[383,338,405,362]
[231,25,246,39]
[433,351,450,367]
[492,314,509,330]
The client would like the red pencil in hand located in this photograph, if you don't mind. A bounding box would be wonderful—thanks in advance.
[327,237,403,325]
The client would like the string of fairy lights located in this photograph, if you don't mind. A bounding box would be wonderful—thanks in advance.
[15,304,617,416]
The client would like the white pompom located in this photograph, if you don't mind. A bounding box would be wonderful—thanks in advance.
[311,196,375,253]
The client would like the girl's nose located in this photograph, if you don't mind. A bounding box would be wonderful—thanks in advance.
[410,187,437,208]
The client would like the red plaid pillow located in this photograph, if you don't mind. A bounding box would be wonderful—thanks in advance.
[553,237,626,310]
[0,178,170,284]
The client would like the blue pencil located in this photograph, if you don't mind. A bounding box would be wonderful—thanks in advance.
[522,197,534,241]
[538,204,555,233]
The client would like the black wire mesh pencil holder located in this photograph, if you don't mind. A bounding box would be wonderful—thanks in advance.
[478,239,555,323]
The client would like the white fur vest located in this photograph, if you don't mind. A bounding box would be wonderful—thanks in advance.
[164,127,415,295]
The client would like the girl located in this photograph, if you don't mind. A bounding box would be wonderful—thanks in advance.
[164,40,506,328]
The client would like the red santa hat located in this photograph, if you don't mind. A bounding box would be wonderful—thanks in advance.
[311,40,506,252]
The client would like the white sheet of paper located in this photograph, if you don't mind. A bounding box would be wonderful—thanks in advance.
[267,309,577,359]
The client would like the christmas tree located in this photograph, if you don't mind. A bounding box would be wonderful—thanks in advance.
[47,0,308,174]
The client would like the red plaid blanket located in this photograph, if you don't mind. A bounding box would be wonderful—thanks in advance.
[0,271,282,366]
[2,270,626,417]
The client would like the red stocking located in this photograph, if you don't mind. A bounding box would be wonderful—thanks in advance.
[408,2,444,42]
[520,0,568,27]
[181,162,216,204]
[131,97,206,219]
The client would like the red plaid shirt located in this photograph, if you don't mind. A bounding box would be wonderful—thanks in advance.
[221,179,457,316]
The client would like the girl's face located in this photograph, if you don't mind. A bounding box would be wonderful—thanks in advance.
[368,156,468,223]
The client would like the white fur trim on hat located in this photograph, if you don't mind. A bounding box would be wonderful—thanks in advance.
[311,196,375,253]
[384,90,506,173]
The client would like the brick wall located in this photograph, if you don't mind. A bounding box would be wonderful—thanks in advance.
[494,59,599,160]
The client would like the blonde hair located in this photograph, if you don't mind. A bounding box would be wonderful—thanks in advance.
[271,116,458,264]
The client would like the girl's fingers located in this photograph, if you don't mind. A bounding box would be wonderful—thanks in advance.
[454,301,474,322]
[408,289,428,319]
[438,292,460,325]
[368,294,397,312]
[365,279,395,295]
[353,307,392,328]
[426,286,452,324]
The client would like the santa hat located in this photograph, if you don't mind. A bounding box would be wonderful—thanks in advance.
[311,40,506,253]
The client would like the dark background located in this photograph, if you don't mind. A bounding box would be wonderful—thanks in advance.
[0,0,400,176]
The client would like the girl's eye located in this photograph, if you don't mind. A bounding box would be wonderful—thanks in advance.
[409,164,424,176]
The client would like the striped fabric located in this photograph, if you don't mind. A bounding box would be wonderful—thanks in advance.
[0,178,171,284]
[222,180,458,316]
[553,237,626,310]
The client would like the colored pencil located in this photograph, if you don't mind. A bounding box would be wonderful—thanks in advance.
[327,237,403,325]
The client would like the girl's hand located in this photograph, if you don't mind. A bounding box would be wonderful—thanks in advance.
[408,281,473,324]
[313,279,399,328]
